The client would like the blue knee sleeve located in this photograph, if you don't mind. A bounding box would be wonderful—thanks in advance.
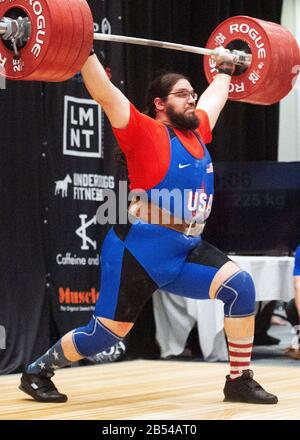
[73,316,122,357]
[215,270,255,318]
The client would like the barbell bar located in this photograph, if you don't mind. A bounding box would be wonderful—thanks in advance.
[93,32,252,67]
[0,0,299,105]
[0,16,251,66]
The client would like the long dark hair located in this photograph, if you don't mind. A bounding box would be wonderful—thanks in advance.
[144,72,189,118]
[115,72,189,166]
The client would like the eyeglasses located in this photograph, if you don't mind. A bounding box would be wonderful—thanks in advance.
[166,90,198,101]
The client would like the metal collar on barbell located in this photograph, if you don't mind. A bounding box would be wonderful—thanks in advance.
[0,16,31,56]
[0,17,30,40]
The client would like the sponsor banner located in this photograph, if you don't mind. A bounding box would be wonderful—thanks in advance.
[43,0,125,334]
[59,287,99,306]
[58,286,99,314]
[63,96,103,159]
[54,172,115,202]
[56,253,99,267]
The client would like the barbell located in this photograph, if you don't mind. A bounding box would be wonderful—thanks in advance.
[0,0,299,105]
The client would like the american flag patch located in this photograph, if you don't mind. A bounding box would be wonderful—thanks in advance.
[206,163,213,173]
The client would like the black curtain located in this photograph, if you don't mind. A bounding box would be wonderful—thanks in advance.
[0,82,50,373]
[123,0,282,161]
[0,0,126,374]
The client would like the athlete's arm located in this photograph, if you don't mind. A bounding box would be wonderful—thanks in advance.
[196,74,231,131]
[196,47,233,131]
[81,54,130,129]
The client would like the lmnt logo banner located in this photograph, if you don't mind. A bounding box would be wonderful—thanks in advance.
[63,96,103,158]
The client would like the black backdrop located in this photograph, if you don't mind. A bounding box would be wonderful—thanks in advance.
[0,0,285,374]
[0,0,125,374]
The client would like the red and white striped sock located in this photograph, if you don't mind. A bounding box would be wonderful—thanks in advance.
[227,337,253,380]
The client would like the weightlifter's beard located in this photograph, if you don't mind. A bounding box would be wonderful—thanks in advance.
[166,103,200,130]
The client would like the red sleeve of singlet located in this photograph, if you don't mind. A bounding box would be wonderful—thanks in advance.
[112,104,212,152]
[112,104,213,190]
[112,103,166,154]
[195,109,212,144]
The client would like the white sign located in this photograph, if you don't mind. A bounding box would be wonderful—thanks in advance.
[63,96,103,158]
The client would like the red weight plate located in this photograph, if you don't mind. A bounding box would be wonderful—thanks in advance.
[245,18,300,104]
[51,0,82,81]
[0,0,60,80]
[204,15,300,105]
[26,0,64,81]
[59,0,93,82]
[266,19,300,103]
[72,0,94,73]
[289,30,300,96]
[36,0,72,81]
[286,28,300,96]
[204,16,272,104]
[52,0,84,81]
[60,0,93,81]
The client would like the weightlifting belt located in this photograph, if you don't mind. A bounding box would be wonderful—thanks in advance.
[128,198,205,236]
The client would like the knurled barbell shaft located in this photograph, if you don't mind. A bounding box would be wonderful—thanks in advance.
[94,33,216,56]
[93,33,252,66]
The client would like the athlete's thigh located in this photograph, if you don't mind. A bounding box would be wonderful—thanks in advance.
[163,239,232,300]
[95,227,158,322]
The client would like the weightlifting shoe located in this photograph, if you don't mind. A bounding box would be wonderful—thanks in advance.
[223,369,278,404]
[19,372,68,403]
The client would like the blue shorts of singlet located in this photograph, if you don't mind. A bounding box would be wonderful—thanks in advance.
[95,220,231,322]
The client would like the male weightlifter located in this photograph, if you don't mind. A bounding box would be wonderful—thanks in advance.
[19,47,278,404]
